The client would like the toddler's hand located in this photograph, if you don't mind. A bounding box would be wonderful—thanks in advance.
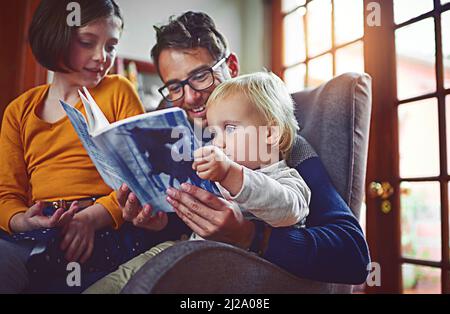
[193,146,232,182]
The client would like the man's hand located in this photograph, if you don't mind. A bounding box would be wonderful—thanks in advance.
[10,201,79,233]
[117,184,168,231]
[193,146,232,182]
[166,183,255,249]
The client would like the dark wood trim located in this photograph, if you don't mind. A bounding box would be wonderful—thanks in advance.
[364,0,402,293]
[331,0,336,76]
[274,0,449,293]
[271,0,284,79]
[395,10,435,30]
[401,257,446,269]
[113,57,157,76]
[284,37,364,70]
[123,59,156,74]
[280,0,312,18]
[434,0,450,294]
[397,93,439,105]
[399,176,444,182]
[0,0,46,126]
[18,0,47,93]
[303,3,309,84]
[394,2,450,30]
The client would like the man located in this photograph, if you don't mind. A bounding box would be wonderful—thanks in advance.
[85,11,370,293]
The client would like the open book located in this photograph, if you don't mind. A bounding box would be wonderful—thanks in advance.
[60,87,220,214]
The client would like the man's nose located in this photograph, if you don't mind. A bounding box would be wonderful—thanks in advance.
[183,84,202,105]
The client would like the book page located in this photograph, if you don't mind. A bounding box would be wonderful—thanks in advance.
[78,87,110,135]
[96,107,221,213]
[60,100,125,189]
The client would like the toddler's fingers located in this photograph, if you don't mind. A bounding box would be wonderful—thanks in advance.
[193,147,206,159]
[192,158,209,170]
[196,170,210,180]
[194,146,217,159]
[195,163,213,173]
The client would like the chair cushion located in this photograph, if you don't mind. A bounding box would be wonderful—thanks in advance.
[291,73,372,218]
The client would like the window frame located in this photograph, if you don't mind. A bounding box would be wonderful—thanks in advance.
[272,0,450,293]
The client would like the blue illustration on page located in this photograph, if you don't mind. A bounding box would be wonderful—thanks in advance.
[61,101,221,214]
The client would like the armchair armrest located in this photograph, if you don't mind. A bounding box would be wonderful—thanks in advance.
[121,240,332,294]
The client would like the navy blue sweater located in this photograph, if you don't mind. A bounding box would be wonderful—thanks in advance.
[162,156,370,285]
[264,157,370,284]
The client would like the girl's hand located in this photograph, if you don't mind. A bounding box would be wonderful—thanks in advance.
[10,201,79,233]
[193,146,232,182]
[60,209,96,263]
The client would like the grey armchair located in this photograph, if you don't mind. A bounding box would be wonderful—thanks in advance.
[121,72,372,294]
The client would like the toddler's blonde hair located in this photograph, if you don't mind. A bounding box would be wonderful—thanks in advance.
[207,71,299,155]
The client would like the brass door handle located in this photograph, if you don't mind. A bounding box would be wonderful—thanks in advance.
[369,181,394,214]
[369,181,394,199]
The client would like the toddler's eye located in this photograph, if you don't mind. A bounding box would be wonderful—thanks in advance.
[225,125,237,134]
[205,127,216,139]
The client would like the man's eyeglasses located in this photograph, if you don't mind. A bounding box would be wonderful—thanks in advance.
[158,56,228,102]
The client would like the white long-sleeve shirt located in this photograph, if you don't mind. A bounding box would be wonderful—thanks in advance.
[217,160,311,227]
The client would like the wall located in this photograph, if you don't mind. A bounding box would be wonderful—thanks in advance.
[239,0,272,74]
[115,0,269,74]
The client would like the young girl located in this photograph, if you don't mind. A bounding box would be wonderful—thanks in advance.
[0,0,163,293]
[191,71,311,229]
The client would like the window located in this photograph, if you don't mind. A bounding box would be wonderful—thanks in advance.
[277,0,365,93]
[394,0,449,294]
[274,0,450,293]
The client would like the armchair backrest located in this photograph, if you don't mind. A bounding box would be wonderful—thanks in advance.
[291,73,372,219]
[121,73,373,295]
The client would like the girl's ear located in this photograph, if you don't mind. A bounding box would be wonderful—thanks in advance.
[226,53,239,78]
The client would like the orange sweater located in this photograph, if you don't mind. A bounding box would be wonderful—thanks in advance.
[0,75,145,233]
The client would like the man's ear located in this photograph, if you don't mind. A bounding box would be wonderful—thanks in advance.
[226,52,239,78]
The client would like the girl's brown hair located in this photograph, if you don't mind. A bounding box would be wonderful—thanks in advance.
[29,0,123,73]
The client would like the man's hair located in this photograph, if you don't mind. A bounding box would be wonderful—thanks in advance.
[207,72,300,155]
[29,0,123,73]
[151,11,228,73]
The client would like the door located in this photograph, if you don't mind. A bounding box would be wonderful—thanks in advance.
[365,0,450,293]
[0,0,47,126]
[273,0,449,293]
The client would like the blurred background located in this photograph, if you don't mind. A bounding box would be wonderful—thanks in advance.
[0,0,449,294]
